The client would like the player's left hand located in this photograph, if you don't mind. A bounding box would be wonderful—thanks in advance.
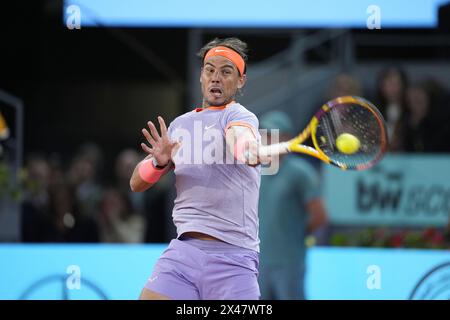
[140,116,179,167]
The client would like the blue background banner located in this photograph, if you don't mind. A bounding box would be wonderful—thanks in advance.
[64,0,448,28]
[0,244,166,300]
[323,154,450,227]
[306,247,450,299]
[1,244,449,300]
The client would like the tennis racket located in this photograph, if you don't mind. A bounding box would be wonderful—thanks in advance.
[285,96,388,170]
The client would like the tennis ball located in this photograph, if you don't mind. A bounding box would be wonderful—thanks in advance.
[336,133,360,154]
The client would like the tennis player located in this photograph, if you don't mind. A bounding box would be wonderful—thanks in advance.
[131,38,276,300]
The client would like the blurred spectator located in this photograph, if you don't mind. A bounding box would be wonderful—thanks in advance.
[375,66,409,151]
[21,154,51,242]
[400,79,450,152]
[421,79,450,152]
[115,149,147,216]
[46,182,99,242]
[47,152,65,186]
[68,143,103,219]
[79,142,104,173]
[22,154,51,206]
[258,111,328,300]
[325,72,362,100]
[98,187,145,243]
[114,148,175,243]
[25,182,99,242]
[402,82,436,152]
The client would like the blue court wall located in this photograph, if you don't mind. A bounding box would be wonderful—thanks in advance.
[64,0,448,28]
[0,244,449,300]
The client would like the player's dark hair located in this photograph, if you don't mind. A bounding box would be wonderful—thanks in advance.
[197,37,248,74]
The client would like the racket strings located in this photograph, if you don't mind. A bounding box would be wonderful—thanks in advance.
[315,102,385,170]
[320,116,337,151]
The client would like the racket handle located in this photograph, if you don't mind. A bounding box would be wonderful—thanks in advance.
[259,142,290,158]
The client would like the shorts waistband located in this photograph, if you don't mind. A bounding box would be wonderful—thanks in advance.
[178,236,257,255]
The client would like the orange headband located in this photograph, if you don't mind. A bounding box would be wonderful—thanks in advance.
[204,46,245,76]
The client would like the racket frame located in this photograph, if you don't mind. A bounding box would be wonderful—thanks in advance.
[287,96,388,170]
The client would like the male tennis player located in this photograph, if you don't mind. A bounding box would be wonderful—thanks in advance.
[131,38,277,300]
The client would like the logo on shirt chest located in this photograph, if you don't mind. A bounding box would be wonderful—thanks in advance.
[171,120,228,165]
[204,123,216,130]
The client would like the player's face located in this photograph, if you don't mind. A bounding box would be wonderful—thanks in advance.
[200,56,246,107]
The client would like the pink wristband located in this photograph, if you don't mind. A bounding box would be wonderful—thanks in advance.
[138,159,165,184]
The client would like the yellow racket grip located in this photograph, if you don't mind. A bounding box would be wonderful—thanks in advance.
[288,142,330,163]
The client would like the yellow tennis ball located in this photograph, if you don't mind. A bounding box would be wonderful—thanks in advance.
[336,133,360,154]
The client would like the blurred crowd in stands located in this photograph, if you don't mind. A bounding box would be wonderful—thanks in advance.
[21,145,176,243]
[327,66,450,153]
[11,66,450,245]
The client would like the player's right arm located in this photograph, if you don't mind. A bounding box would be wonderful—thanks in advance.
[225,125,290,166]
[130,116,179,192]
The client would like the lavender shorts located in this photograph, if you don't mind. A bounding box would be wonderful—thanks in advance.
[144,237,260,300]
